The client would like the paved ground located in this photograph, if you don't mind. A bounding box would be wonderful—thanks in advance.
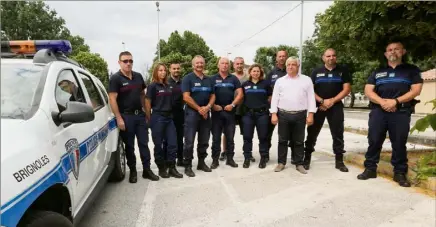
[79,126,435,227]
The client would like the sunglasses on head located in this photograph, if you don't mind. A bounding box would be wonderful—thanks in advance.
[121,59,133,64]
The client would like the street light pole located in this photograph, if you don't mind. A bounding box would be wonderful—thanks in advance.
[299,0,304,74]
[156,1,160,62]
[122,41,125,51]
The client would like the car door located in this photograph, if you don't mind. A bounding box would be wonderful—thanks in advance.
[52,68,95,211]
[76,71,108,181]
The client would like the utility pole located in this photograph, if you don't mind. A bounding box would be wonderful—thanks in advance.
[299,0,304,73]
[156,1,161,61]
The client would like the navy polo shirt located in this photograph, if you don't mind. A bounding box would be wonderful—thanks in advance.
[181,72,214,109]
[367,63,422,107]
[145,82,173,112]
[168,76,183,110]
[242,79,272,109]
[310,65,352,99]
[211,73,241,106]
[266,66,287,90]
[109,70,146,112]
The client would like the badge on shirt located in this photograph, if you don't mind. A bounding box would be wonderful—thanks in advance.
[216,80,222,83]
[122,82,128,86]
[272,74,278,79]
[328,74,333,78]
[316,73,325,77]
[194,83,201,86]
[253,86,257,89]
[389,72,395,78]
[158,89,164,93]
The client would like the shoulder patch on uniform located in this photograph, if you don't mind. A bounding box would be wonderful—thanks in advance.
[272,74,278,79]
[375,72,387,79]
[244,85,251,89]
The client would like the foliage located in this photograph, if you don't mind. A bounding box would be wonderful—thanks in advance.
[71,52,109,88]
[253,45,298,75]
[411,99,436,133]
[1,0,109,89]
[415,152,436,181]
[301,39,323,76]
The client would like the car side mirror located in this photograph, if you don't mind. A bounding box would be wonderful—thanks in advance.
[52,101,95,126]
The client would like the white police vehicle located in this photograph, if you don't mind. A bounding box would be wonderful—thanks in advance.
[1,40,126,227]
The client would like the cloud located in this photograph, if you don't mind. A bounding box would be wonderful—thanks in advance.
[46,1,333,75]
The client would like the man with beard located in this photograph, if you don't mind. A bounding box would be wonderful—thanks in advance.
[181,55,215,177]
[210,57,243,169]
[357,41,423,187]
[219,57,253,162]
[303,48,351,172]
[162,63,184,166]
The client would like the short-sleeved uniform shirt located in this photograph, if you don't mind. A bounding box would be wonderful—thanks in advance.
[211,73,241,106]
[145,82,173,112]
[367,63,422,108]
[242,79,272,109]
[168,76,183,110]
[266,66,287,90]
[310,65,352,100]
[181,72,214,110]
[109,70,146,112]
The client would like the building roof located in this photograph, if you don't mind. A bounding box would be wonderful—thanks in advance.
[422,68,436,81]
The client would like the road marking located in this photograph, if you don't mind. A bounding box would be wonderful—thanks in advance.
[135,181,158,227]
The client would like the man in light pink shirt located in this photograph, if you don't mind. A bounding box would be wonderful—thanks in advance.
[270,56,316,174]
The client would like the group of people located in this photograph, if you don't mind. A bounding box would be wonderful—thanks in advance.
[108,40,423,188]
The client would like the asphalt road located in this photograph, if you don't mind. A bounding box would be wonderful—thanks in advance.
[79,127,435,227]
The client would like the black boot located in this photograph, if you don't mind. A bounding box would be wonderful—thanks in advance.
[226,157,238,168]
[211,159,219,169]
[303,153,312,170]
[129,169,137,183]
[168,161,183,178]
[357,169,377,180]
[184,160,195,177]
[258,156,267,169]
[197,159,212,172]
[157,163,170,178]
[176,158,184,167]
[335,154,349,172]
[243,159,250,168]
[219,152,227,161]
[393,173,411,187]
[250,156,256,162]
[142,168,160,181]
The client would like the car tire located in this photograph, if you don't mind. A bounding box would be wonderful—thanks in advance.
[108,136,126,182]
[18,210,72,227]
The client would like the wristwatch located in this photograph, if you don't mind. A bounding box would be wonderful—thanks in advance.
[395,98,400,105]
[231,104,235,108]
[319,98,324,104]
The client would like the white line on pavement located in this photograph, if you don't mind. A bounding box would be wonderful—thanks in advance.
[135,181,158,227]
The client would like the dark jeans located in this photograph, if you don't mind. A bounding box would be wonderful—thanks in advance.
[119,113,151,170]
[277,110,307,165]
[364,108,411,174]
[211,110,236,160]
[242,111,269,159]
[183,108,211,165]
[304,102,345,155]
[162,109,184,160]
[150,112,177,164]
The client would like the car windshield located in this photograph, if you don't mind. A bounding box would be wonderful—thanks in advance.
[1,62,45,119]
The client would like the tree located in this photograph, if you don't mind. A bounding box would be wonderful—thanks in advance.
[71,52,109,88]
[150,30,217,78]
[253,45,298,75]
[301,39,323,76]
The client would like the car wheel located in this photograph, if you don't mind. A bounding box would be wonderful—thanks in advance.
[18,210,72,227]
[108,136,126,182]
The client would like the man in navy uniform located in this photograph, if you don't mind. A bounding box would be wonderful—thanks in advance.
[210,57,243,169]
[181,55,215,177]
[108,51,159,183]
[357,41,423,187]
[303,48,351,172]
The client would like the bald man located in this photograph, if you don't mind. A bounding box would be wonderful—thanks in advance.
[210,57,244,169]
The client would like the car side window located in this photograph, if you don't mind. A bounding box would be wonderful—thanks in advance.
[78,72,104,111]
[96,83,109,104]
[55,69,86,112]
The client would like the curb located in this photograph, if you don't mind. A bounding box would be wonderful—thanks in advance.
[344,152,436,194]
[321,125,436,147]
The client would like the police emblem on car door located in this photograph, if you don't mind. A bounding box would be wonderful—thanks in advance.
[65,138,80,180]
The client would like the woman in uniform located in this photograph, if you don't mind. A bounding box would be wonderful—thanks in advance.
[145,63,183,178]
[241,64,272,168]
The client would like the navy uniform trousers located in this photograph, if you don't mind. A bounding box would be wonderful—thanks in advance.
[162,109,184,161]
[150,112,177,165]
[364,107,411,174]
[304,102,345,156]
[242,110,269,160]
[183,108,211,165]
[119,112,151,170]
[211,110,236,160]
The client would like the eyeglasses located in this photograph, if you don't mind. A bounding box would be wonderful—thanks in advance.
[121,59,133,64]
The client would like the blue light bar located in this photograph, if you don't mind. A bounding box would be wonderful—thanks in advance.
[1,40,73,55]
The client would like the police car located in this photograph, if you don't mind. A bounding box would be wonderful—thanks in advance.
[1,40,125,227]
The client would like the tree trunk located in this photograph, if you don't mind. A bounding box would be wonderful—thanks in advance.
[350,93,355,108]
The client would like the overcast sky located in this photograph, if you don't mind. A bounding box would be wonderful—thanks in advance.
[46,1,333,75]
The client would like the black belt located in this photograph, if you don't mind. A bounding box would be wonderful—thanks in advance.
[278,108,306,114]
[122,109,144,115]
[153,110,172,117]
[247,107,268,113]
